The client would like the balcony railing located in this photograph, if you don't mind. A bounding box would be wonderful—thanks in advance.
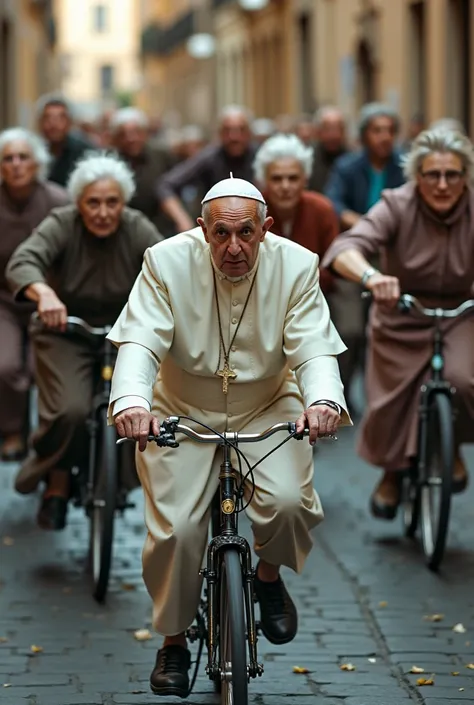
[141,10,195,56]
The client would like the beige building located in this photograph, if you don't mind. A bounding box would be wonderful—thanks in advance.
[0,0,59,130]
[54,0,141,119]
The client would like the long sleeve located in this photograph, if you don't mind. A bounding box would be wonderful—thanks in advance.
[321,191,399,270]
[324,159,351,217]
[295,355,351,427]
[107,342,159,424]
[5,211,70,300]
[283,255,346,369]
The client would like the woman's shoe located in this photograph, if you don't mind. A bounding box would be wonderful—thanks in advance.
[1,434,26,462]
[37,495,68,531]
[370,471,403,520]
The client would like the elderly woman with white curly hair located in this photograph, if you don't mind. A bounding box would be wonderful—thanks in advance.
[253,133,338,294]
[323,129,474,519]
[6,152,162,530]
[0,127,68,462]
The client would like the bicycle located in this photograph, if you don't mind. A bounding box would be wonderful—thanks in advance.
[30,314,135,602]
[118,415,334,704]
[363,292,474,570]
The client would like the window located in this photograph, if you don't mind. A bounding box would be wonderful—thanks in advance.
[100,64,114,95]
[93,4,108,33]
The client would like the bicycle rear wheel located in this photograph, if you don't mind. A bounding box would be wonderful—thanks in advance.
[219,548,248,705]
[402,467,420,538]
[90,408,118,602]
[419,393,454,571]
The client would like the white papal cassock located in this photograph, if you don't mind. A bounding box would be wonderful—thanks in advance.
[107,227,350,636]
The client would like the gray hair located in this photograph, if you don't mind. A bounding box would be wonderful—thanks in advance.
[109,107,149,135]
[201,200,267,225]
[35,92,74,120]
[313,105,345,126]
[0,127,51,182]
[218,104,253,126]
[252,118,276,138]
[428,117,465,135]
[401,128,474,181]
[358,102,400,138]
[67,152,136,203]
[180,124,205,143]
[253,133,313,184]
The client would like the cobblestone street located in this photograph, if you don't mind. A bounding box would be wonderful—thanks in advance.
[1,425,473,705]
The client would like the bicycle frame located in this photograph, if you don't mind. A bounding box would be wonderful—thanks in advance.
[202,441,261,683]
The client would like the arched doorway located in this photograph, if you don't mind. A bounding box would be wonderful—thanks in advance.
[356,39,375,107]
[0,19,13,129]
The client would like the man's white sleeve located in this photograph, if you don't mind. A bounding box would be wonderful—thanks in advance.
[295,355,352,426]
[107,342,159,424]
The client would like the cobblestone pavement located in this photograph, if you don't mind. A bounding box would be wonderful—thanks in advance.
[1,425,473,705]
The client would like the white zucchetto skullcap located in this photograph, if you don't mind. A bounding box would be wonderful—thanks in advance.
[201,174,266,205]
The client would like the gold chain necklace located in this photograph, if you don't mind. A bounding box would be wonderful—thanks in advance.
[213,270,256,393]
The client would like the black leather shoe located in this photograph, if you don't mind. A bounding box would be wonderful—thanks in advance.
[254,568,298,645]
[370,495,399,521]
[37,496,68,531]
[150,645,190,698]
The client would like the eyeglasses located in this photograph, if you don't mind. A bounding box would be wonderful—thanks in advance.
[419,169,466,186]
[1,153,33,164]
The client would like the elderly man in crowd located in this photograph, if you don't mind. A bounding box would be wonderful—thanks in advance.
[308,106,348,194]
[6,154,162,530]
[37,93,96,187]
[157,105,257,233]
[253,133,338,295]
[108,176,350,697]
[110,107,176,236]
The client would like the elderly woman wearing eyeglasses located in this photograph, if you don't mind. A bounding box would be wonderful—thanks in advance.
[322,129,474,519]
[0,128,69,462]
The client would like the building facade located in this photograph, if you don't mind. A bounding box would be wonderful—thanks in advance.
[0,0,58,130]
[54,0,140,120]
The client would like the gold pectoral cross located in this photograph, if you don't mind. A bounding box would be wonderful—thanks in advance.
[217,361,237,394]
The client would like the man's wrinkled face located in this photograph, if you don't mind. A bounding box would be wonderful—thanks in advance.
[364,116,397,160]
[318,114,346,153]
[113,122,147,158]
[220,116,251,158]
[40,104,71,144]
[198,197,273,278]
[1,140,38,190]
[265,158,306,212]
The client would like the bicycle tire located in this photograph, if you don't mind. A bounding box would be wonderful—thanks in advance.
[219,548,248,705]
[402,469,420,538]
[420,393,454,571]
[91,408,118,602]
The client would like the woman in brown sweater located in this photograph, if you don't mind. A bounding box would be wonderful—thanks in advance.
[323,129,474,519]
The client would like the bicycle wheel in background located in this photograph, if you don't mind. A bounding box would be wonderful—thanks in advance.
[90,408,118,602]
[402,466,420,538]
[419,393,454,571]
[219,548,248,705]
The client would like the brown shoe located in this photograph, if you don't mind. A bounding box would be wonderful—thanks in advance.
[370,471,403,520]
[453,455,469,494]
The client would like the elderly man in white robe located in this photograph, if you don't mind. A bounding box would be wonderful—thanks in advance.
[107,176,350,697]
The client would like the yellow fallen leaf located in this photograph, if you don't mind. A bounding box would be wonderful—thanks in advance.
[340,663,356,671]
[292,666,310,674]
[378,601,388,608]
[424,613,444,622]
[417,675,434,686]
[410,666,425,674]
[0,637,7,643]
[3,684,11,688]
[452,672,460,676]
[453,623,467,634]
[2,537,14,546]
[30,645,43,653]
[121,583,136,591]
[459,688,465,692]
[368,658,377,664]
[133,629,153,641]
[466,663,474,670]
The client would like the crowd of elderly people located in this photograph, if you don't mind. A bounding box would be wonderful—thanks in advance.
[0,89,472,530]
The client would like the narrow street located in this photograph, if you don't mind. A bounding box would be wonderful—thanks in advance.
[1,425,473,705]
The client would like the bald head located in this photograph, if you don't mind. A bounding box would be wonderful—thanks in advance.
[218,105,252,158]
[314,107,346,153]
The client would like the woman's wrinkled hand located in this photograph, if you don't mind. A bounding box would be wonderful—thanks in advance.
[366,273,400,307]
[38,290,68,330]
[295,404,341,446]
[114,407,161,452]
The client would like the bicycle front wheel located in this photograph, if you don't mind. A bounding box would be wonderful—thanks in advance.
[420,393,454,571]
[90,408,118,602]
[219,548,248,705]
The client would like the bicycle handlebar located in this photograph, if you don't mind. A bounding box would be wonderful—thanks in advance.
[362,291,474,319]
[116,416,338,448]
[30,312,111,337]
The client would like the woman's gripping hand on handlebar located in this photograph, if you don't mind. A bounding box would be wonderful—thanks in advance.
[25,282,68,330]
[114,406,161,452]
[366,272,401,308]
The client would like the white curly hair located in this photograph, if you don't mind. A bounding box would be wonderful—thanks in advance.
[253,133,313,184]
[0,127,51,182]
[401,128,474,181]
[66,152,136,203]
